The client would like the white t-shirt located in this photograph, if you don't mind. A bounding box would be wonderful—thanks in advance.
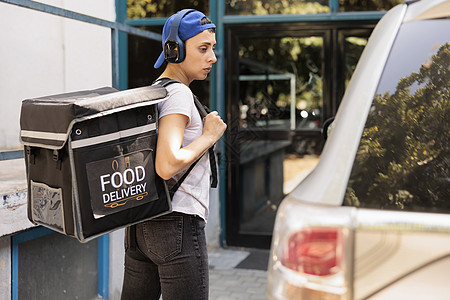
[156,81,211,221]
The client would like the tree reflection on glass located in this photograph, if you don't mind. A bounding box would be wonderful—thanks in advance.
[339,0,402,12]
[127,0,208,18]
[226,0,329,15]
[345,43,449,212]
[238,37,324,130]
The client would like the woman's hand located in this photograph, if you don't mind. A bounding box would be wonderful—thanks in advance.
[202,111,227,146]
[155,112,226,180]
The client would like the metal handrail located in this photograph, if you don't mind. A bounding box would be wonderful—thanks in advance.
[0,150,24,160]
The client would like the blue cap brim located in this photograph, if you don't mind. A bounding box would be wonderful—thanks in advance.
[154,51,165,69]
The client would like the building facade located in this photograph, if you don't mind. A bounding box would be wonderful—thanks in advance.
[0,0,401,299]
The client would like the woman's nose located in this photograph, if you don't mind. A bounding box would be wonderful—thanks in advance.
[210,50,217,63]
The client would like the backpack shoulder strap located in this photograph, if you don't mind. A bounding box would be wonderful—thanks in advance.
[192,94,218,188]
[154,78,218,192]
[155,78,209,116]
[155,77,180,88]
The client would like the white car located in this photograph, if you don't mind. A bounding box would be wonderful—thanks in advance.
[267,0,450,299]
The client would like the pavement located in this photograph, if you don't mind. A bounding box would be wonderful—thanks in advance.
[208,247,270,300]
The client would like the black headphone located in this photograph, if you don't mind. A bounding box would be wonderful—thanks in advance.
[164,9,195,64]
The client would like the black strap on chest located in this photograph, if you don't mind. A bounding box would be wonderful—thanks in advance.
[155,78,218,194]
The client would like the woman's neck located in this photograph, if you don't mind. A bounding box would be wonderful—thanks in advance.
[159,65,190,86]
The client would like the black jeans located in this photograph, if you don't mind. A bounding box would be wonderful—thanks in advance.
[121,212,209,300]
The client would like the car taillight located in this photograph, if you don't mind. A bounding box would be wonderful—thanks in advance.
[267,198,352,300]
[282,228,343,276]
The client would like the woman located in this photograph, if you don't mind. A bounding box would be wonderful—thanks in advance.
[121,9,227,300]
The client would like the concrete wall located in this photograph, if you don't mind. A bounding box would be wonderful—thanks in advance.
[0,0,114,150]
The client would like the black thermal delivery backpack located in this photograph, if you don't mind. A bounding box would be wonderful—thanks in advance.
[19,85,174,242]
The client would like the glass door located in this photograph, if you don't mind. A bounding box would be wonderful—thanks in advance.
[225,24,373,248]
[225,25,331,248]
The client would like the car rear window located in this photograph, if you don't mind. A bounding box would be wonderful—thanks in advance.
[344,19,449,213]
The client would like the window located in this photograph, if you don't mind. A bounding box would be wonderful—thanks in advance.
[238,36,324,131]
[127,0,209,18]
[226,0,329,15]
[339,0,402,12]
[344,20,450,212]
[343,35,368,89]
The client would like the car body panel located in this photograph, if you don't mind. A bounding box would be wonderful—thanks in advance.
[353,209,450,299]
[404,0,449,21]
[369,256,450,299]
[268,200,450,299]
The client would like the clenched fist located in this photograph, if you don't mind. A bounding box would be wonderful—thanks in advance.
[202,111,227,145]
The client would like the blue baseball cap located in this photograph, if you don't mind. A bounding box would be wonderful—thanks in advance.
[154,9,216,69]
